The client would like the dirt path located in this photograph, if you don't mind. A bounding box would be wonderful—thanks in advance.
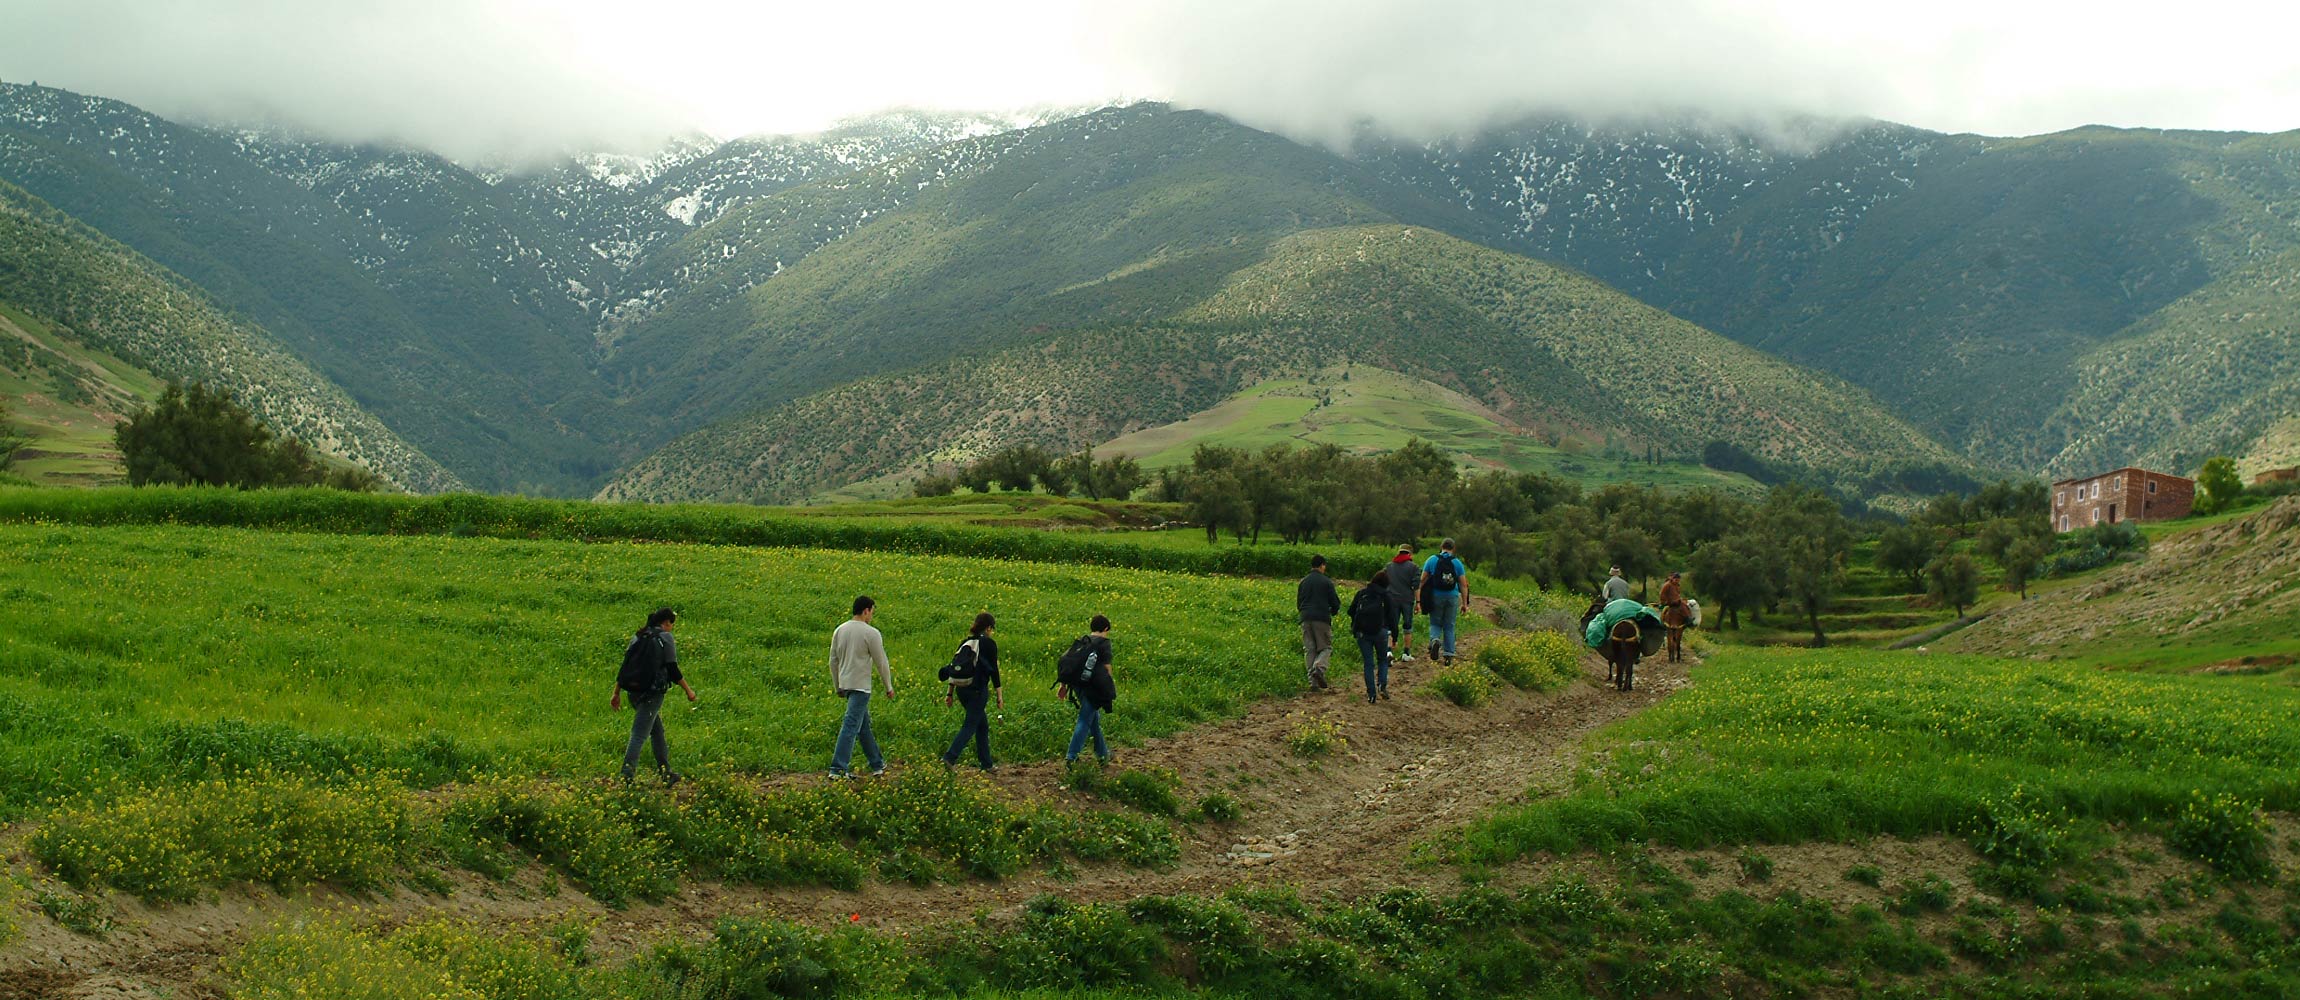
[1,629,1693,999]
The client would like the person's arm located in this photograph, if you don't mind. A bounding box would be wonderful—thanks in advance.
[664,639,695,702]
[829,632,843,696]
[871,629,894,697]
[610,683,622,710]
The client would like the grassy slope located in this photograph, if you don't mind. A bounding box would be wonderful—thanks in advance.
[0,300,160,485]
[606,225,1961,504]
[0,180,458,492]
[0,519,1304,817]
[1097,366,1764,494]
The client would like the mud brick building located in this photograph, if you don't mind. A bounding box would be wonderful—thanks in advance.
[2256,467,2298,487]
[2051,467,2193,533]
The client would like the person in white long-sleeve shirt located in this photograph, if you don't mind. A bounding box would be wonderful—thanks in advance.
[827,595,896,777]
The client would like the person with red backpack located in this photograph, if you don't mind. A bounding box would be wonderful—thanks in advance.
[611,608,695,785]
[1056,615,1117,764]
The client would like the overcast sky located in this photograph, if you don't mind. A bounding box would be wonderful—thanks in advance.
[3,0,2296,160]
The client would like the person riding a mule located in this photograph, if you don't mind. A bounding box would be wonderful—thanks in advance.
[1658,571,1691,663]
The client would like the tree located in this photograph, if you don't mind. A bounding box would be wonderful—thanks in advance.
[2000,535,2051,599]
[1092,455,1146,501]
[2196,456,2243,514]
[1051,451,1097,498]
[1875,523,1936,593]
[1187,470,1247,544]
[1762,485,1851,646]
[0,400,27,472]
[1531,504,1608,595]
[912,474,958,498]
[115,380,368,489]
[1692,535,1781,630]
[1926,552,1982,618]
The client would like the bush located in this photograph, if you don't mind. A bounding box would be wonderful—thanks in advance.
[438,779,681,907]
[1474,631,1581,691]
[1196,792,1242,824]
[1065,764,1181,817]
[31,771,412,901]
[1427,661,1498,708]
[2167,792,2275,880]
[1285,715,1347,757]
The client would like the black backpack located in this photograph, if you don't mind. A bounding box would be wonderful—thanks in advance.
[1349,588,1388,635]
[1056,635,1101,688]
[616,627,671,694]
[938,638,982,686]
[1429,554,1462,592]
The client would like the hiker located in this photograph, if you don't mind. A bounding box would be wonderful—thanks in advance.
[1385,544,1421,663]
[611,608,695,785]
[827,595,896,778]
[1421,539,1469,664]
[1297,555,1341,691]
[1057,615,1118,764]
[939,612,1003,770]
[1604,566,1632,603]
[1658,571,1691,663]
[1348,568,1394,703]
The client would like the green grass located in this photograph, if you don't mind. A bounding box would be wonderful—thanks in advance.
[0,519,1309,818]
[0,299,160,486]
[1098,366,1765,495]
[1454,647,2300,866]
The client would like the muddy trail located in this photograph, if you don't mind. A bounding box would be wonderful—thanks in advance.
[2,628,1694,999]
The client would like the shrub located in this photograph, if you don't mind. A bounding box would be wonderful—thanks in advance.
[2168,791,2275,880]
[1845,864,1884,887]
[1427,661,1498,708]
[1285,715,1347,757]
[1195,792,1242,824]
[31,771,413,901]
[1736,848,1774,882]
[437,779,681,907]
[1474,631,1581,691]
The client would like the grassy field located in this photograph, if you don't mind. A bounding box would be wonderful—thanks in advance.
[0,300,158,486]
[1097,367,1763,495]
[1455,647,2300,869]
[0,520,1314,818]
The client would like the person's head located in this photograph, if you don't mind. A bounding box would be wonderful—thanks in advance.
[852,595,876,620]
[647,608,678,631]
[972,612,995,635]
[1668,571,1681,582]
[1311,555,1327,572]
[1090,614,1112,635]
[1369,569,1390,588]
[1441,538,1456,553]
[1610,565,1623,577]
[1398,543,1415,556]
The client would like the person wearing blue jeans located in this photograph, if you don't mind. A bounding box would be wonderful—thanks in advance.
[1347,568,1394,703]
[940,613,1002,770]
[1423,540,1470,663]
[1062,615,1117,763]
[828,596,896,778]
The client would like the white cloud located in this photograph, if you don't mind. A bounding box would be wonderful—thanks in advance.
[0,0,2293,160]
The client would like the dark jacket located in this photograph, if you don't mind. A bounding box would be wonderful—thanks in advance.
[1347,586,1393,638]
[1075,635,1116,711]
[1297,571,1342,624]
[941,634,1000,703]
[1385,556,1420,606]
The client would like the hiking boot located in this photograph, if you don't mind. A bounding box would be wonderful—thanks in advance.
[869,766,889,777]
[619,768,636,784]
[827,769,853,780]
[661,771,683,788]
[1398,651,1415,663]
[1379,686,1390,701]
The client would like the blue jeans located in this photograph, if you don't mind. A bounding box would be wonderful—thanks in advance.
[943,693,994,768]
[621,690,670,777]
[1388,603,1414,651]
[1427,591,1461,655]
[1356,632,1390,700]
[1066,700,1108,762]
[830,690,884,774]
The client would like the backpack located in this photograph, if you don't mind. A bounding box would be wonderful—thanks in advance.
[616,627,671,694]
[1056,635,1101,688]
[1429,554,1462,592]
[1348,588,1388,636]
[938,638,982,687]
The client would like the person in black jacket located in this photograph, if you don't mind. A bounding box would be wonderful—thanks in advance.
[1296,555,1342,691]
[939,613,1003,770]
[1061,615,1118,764]
[1347,570,1395,704]
[612,608,696,785]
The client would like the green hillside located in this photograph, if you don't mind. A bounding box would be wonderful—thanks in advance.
[604,225,1964,504]
[0,300,159,485]
[1098,366,1763,493]
[0,181,457,491]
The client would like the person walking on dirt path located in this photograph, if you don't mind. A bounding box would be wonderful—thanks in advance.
[612,608,695,785]
[939,612,1003,770]
[828,595,896,779]
[1385,544,1421,664]
[1348,568,1395,703]
[1059,615,1118,764]
[1422,540,1469,664]
[1604,566,1631,603]
[1297,556,1341,691]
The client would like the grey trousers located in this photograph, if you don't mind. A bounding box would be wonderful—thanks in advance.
[622,690,670,776]
[1301,620,1333,685]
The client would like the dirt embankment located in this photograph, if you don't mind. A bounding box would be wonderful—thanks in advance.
[1938,496,2300,662]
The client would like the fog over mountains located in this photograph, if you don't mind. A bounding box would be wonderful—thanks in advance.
[1,79,2295,501]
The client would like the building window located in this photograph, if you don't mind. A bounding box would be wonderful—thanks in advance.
[2114,476,2124,490]
[2077,485,2087,500]
[2057,490,2066,507]
[2147,481,2157,494]
[2092,509,2101,524]
[2060,515,2071,531]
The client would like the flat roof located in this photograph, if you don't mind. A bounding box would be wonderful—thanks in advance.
[2051,466,2193,486]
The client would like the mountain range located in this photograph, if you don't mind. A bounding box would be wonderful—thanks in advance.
[2,81,2293,502]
